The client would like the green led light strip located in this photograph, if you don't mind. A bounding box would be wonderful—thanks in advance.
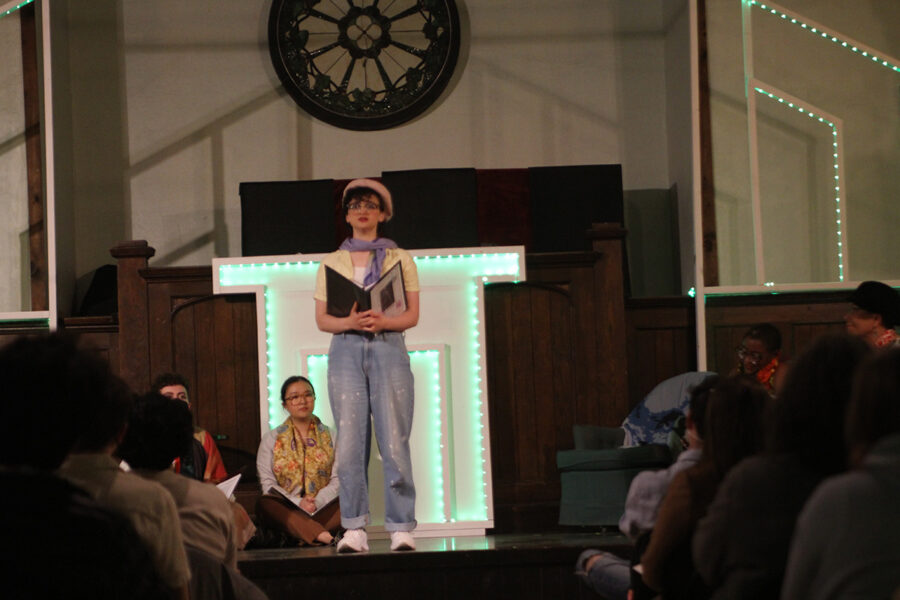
[305,350,449,523]
[218,254,521,289]
[753,84,844,281]
[215,248,523,528]
[0,317,50,326]
[1,0,35,19]
[749,0,900,74]
[468,280,487,515]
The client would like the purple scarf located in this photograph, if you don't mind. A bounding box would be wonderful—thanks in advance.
[339,237,398,287]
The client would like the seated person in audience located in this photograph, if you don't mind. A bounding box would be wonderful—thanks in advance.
[731,323,788,395]
[694,334,869,600]
[118,393,269,600]
[119,393,239,569]
[152,372,228,482]
[256,375,341,545]
[57,367,191,599]
[152,373,257,549]
[640,375,769,599]
[575,376,716,600]
[0,333,169,599]
[845,280,900,349]
[781,347,900,599]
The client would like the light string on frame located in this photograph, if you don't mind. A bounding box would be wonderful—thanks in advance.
[753,84,844,281]
[748,0,900,75]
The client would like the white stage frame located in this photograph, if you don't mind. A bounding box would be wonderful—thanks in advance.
[212,246,525,537]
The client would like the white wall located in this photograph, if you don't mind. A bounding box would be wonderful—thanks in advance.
[707,0,900,285]
[0,10,30,311]
[664,1,692,291]
[53,0,691,275]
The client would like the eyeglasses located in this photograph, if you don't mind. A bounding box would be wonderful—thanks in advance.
[162,391,189,403]
[285,392,315,405]
[736,346,764,363]
[347,201,381,212]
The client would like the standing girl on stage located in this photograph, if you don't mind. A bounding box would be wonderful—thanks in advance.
[314,179,419,553]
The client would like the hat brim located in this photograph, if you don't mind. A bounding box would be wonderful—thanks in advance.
[342,178,393,221]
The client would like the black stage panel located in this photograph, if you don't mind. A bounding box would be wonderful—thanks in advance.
[380,168,479,250]
[240,179,335,256]
[528,165,623,253]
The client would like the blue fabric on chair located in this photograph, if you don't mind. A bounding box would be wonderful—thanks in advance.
[557,372,717,526]
[621,371,717,446]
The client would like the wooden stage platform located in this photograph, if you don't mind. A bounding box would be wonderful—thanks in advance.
[238,531,630,600]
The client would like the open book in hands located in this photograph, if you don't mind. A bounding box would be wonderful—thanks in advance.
[325,261,406,318]
[266,484,335,516]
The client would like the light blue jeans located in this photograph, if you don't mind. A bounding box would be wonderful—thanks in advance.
[327,331,416,532]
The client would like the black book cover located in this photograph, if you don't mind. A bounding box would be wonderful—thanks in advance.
[325,262,406,318]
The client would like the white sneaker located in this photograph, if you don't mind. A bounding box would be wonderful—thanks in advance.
[390,531,416,551]
[337,528,368,553]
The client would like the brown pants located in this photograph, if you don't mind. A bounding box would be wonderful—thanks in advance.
[256,494,341,545]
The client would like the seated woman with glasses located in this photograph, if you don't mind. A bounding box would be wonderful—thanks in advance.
[732,323,788,396]
[255,375,340,545]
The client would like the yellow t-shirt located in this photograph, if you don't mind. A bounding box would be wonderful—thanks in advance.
[313,247,420,302]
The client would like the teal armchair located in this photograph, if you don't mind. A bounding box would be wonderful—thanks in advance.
[557,424,671,526]
[557,371,717,526]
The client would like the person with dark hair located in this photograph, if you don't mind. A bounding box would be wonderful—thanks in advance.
[733,323,787,395]
[57,363,192,598]
[314,178,420,553]
[255,375,341,546]
[575,376,718,600]
[152,373,256,550]
[781,348,900,599]
[0,333,170,599]
[151,372,228,482]
[640,375,770,599]
[119,393,269,600]
[694,333,870,600]
[781,348,900,600]
[119,393,238,569]
[845,280,900,349]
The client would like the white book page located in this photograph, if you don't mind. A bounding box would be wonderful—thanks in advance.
[216,473,241,498]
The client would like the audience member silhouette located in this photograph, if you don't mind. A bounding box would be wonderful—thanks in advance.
[56,354,192,598]
[119,393,240,567]
[781,347,900,599]
[575,376,717,599]
[0,333,170,599]
[640,375,769,599]
[119,392,269,600]
[694,334,870,599]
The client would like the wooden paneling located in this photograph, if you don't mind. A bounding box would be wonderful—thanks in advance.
[111,241,155,391]
[697,0,719,286]
[626,297,697,410]
[141,267,260,458]
[705,292,851,373]
[487,226,632,531]
[64,316,120,367]
[166,294,261,456]
[20,3,47,310]
[485,281,575,527]
[77,245,263,463]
